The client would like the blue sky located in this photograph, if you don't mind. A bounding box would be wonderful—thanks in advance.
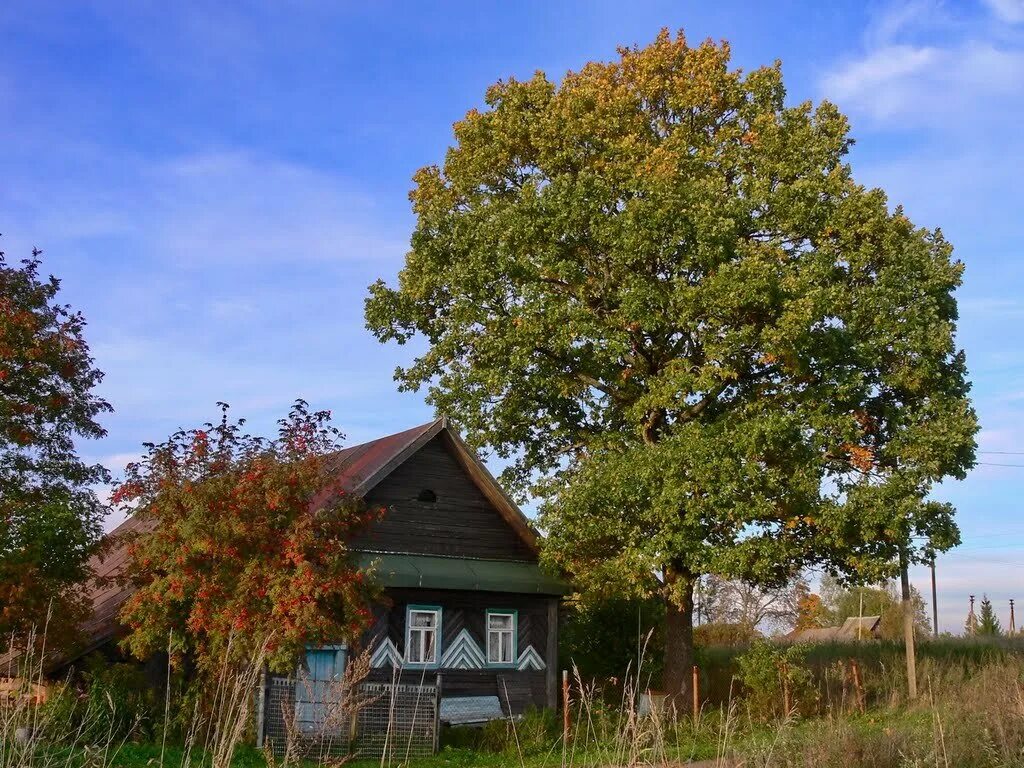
[1,0,1021,633]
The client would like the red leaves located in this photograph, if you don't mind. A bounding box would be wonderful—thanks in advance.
[116,401,379,674]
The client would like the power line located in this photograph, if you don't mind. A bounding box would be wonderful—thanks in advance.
[979,451,1024,455]
[976,462,1024,468]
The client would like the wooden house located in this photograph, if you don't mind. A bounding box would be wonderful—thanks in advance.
[64,418,566,743]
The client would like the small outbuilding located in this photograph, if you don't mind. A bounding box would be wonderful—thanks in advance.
[784,615,881,643]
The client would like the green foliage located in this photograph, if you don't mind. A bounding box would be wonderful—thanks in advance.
[39,661,159,744]
[112,401,380,677]
[698,635,1024,710]
[79,661,161,742]
[736,640,814,720]
[0,248,112,644]
[365,28,977,692]
[820,575,930,639]
[978,594,1002,637]
[478,707,559,756]
[560,596,664,683]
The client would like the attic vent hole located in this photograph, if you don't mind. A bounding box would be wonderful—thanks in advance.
[418,489,437,503]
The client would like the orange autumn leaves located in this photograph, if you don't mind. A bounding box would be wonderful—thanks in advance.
[112,401,380,674]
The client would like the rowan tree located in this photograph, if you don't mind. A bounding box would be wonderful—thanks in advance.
[0,248,111,645]
[365,31,977,702]
[112,401,379,676]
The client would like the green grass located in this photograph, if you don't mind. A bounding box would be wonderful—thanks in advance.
[102,716,932,768]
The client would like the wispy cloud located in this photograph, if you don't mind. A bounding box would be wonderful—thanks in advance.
[822,41,1024,125]
[984,0,1024,24]
[9,149,404,268]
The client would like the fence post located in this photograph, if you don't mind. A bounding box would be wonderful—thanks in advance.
[850,658,865,714]
[255,663,267,749]
[692,665,700,723]
[838,660,848,713]
[562,670,571,742]
[433,674,442,754]
[780,661,791,718]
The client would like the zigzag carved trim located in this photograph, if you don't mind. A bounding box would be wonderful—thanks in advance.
[516,645,545,671]
[440,629,486,669]
[369,637,403,669]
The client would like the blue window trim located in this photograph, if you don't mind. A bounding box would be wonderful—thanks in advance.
[485,609,518,668]
[404,604,442,669]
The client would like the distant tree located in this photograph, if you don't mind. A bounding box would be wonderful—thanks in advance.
[112,401,379,678]
[794,591,829,631]
[0,248,111,647]
[699,575,808,634]
[693,621,761,648]
[365,30,977,704]
[964,600,979,636]
[977,595,1002,637]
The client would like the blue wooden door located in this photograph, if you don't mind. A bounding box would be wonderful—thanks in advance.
[295,646,347,734]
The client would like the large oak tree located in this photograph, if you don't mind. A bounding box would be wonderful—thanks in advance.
[365,31,976,701]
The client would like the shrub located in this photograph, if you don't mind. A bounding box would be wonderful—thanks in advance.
[735,640,814,721]
[478,706,559,756]
[79,659,160,742]
[35,660,159,746]
[694,622,761,648]
[560,596,664,683]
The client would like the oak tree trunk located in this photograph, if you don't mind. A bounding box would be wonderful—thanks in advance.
[662,566,696,715]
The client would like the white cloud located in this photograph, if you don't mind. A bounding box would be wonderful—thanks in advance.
[822,42,1024,124]
[959,298,1024,318]
[207,298,256,322]
[98,452,142,475]
[824,44,935,107]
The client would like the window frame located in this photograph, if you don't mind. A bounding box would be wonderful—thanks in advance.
[404,605,442,668]
[485,609,518,668]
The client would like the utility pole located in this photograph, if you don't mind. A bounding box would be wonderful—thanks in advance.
[899,550,918,700]
[968,595,977,636]
[930,555,939,638]
[1011,599,1016,636]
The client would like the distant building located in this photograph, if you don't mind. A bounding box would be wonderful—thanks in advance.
[784,615,881,643]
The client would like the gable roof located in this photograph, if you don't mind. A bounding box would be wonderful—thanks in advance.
[784,615,882,644]
[62,418,540,664]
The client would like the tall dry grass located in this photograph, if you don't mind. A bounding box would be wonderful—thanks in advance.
[0,621,133,768]
[0,625,271,768]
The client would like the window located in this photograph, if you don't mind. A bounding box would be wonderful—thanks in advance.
[486,610,517,666]
[405,606,441,665]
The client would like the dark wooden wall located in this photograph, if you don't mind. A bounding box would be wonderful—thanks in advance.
[362,588,554,714]
[350,436,535,561]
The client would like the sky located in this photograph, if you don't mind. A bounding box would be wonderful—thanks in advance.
[1,0,1022,634]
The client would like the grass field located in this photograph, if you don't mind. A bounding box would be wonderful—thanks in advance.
[5,638,1023,768]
